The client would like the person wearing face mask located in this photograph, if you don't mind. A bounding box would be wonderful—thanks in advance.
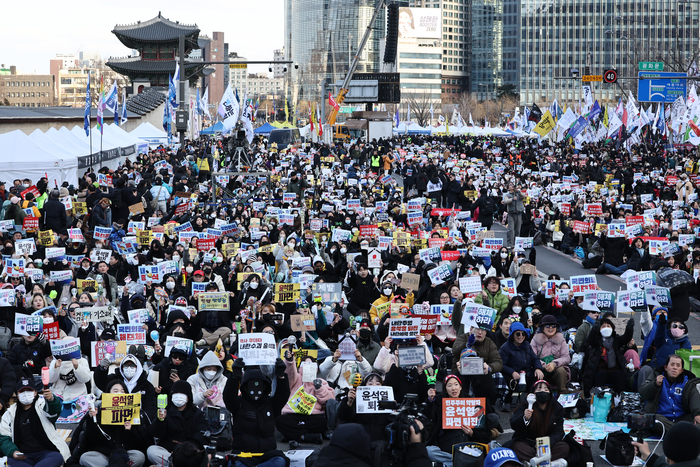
[91,198,112,227]
[237,274,271,312]
[8,331,51,380]
[152,346,196,397]
[638,310,691,387]
[47,353,91,402]
[95,355,157,420]
[336,373,392,442]
[582,315,634,396]
[223,357,290,462]
[506,380,569,465]
[574,309,599,353]
[369,281,414,325]
[0,378,70,467]
[147,381,207,467]
[493,248,512,278]
[498,322,545,411]
[530,315,571,392]
[186,351,228,409]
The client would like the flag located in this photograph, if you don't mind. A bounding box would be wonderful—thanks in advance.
[201,87,210,117]
[240,91,254,144]
[394,107,399,127]
[168,74,178,109]
[528,104,542,122]
[603,106,609,128]
[329,92,339,111]
[429,103,434,125]
[317,105,323,137]
[533,109,556,137]
[163,99,170,132]
[469,113,474,126]
[310,103,315,133]
[83,71,91,136]
[285,98,289,122]
[218,83,241,131]
[588,100,602,121]
[119,88,128,125]
[407,104,411,124]
[97,75,104,135]
[104,81,118,115]
[656,104,666,133]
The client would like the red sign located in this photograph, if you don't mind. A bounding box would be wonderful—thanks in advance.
[429,238,447,249]
[666,176,678,186]
[625,216,644,227]
[585,203,603,216]
[413,314,438,335]
[20,185,40,199]
[359,225,379,238]
[431,209,457,217]
[198,238,216,252]
[572,221,591,234]
[23,216,39,231]
[441,250,461,261]
[43,321,60,341]
[174,202,190,217]
[560,203,570,216]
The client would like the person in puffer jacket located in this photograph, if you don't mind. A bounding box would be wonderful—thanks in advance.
[276,350,335,444]
[529,315,571,392]
[47,355,91,402]
[498,322,544,411]
[187,350,228,409]
[319,348,373,396]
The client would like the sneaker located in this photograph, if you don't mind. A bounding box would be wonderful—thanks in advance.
[303,433,323,444]
[501,402,511,412]
[550,460,568,467]
[196,339,207,346]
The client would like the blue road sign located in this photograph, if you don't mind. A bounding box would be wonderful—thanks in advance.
[637,72,687,103]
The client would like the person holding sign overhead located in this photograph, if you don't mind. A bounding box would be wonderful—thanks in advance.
[0,377,70,467]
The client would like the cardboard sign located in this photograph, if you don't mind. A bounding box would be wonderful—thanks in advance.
[91,341,128,367]
[388,318,421,338]
[238,333,278,366]
[401,273,421,290]
[198,292,230,311]
[117,324,146,345]
[50,337,81,359]
[101,393,141,425]
[275,283,301,303]
[520,264,537,275]
[290,314,317,332]
[442,398,486,429]
[397,346,427,367]
[128,202,145,215]
[356,386,395,413]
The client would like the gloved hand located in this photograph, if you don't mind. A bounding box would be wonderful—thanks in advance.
[284,350,294,362]
[99,358,110,370]
[313,378,323,390]
[37,333,47,345]
[274,358,286,378]
[232,358,245,379]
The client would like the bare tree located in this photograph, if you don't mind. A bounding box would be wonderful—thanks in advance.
[405,91,434,127]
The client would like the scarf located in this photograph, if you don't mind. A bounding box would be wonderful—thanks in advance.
[601,336,617,369]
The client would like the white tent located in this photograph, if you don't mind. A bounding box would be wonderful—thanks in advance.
[69,126,123,171]
[0,130,76,186]
[130,122,168,148]
[26,130,79,186]
[103,124,143,161]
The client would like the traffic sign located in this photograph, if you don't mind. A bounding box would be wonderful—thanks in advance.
[637,72,687,103]
[639,62,664,71]
[581,75,602,82]
[603,69,618,84]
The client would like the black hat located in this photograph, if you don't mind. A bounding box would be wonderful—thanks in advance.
[664,421,700,462]
[539,314,558,327]
[101,327,117,341]
[16,377,35,393]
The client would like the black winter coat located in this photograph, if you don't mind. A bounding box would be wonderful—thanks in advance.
[42,199,68,232]
[8,339,51,379]
[149,380,207,452]
[0,357,16,407]
[509,400,566,446]
[582,320,633,395]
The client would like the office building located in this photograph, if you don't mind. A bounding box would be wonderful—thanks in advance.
[0,73,55,107]
[202,31,225,106]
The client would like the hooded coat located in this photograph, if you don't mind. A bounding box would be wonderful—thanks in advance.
[281,358,335,416]
[153,351,197,397]
[582,319,633,396]
[647,320,692,368]
[47,356,91,402]
[313,423,372,467]
[95,355,157,420]
[148,380,207,452]
[498,322,543,378]
[187,350,228,408]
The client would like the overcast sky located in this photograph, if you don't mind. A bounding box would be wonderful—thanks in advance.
[2,0,284,76]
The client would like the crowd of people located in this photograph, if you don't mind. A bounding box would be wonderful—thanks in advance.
[0,131,696,467]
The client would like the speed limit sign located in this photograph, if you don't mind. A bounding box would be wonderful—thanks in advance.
[603,69,618,84]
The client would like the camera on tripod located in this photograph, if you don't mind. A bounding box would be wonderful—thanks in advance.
[380,394,429,466]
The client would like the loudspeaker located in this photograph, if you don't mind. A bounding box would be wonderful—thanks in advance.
[384,3,399,64]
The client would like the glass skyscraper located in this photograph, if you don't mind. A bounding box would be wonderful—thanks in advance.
[519,0,699,106]
[284,0,390,106]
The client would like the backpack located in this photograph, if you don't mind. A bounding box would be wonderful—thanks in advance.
[481,197,497,216]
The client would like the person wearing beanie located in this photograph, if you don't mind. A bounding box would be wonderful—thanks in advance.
[639,354,700,434]
[633,421,700,467]
[424,372,501,465]
[581,315,634,396]
[356,318,382,367]
[337,372,392,443]
[530,314,571,392]
[5,196,26,226]
[498,321,544,411]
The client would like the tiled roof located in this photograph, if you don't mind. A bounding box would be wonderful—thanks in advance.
[125,88,166,116]
[106,57,204,76]
[112,13,200,48]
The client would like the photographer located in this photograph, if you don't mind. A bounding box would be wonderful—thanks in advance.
[632,421,700,467]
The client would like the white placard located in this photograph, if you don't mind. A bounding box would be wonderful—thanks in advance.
[238,333,278,366]
[355,386,395,414]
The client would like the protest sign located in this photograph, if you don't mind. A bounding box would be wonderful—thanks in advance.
[388,318,421,338]
[356,386,395,413]
[514,237,534,250]
[198,292,230,311]
[500,278,516,297]
[616,290,646,313]
[0,289,15,307]
[570,275,597,297]
[164,337,194,357]
[430,304,453,326]
[459,276,482,294]
[274,283,301,303]
[90,341,128,367]
[626,271,656,290]
[287,386,317,415]
[5,258,25,277]
[520,264,537,275]
[238,333,278,366]
[138,266,161,283]
[414,314,439,335]
[427,264,453,285]
[401,273,420,290]
[50,337,81,359]
[442,398,486,429]
[15,315,42,336]
[101,393,141,425]
[78,306,114,323]
[645,286,672,307]
[117,324,146,345]
[127,308,150,324]
[582,291,615,314]
[311,283,342,304]
[290,315,317,332]
[397,346,427,367]
[461,303,497,330]
[338,335,357,361]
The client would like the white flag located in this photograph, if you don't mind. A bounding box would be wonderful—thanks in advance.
[240,91,254,144]
[104,82,118,113]
[218,84,240,131]
[469,113,474,126]
[201,87,211,117]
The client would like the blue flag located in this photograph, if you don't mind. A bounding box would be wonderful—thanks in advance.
[656,104,665,133]
[163,99,169,132]
[395,107,400,127]
[588,100,602,121]
[120,88,128,125]
[84,71,91,136]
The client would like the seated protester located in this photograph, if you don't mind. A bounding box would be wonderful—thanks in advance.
[312,423,373,467]
[237,274,272,311]
[186,350,228,409]
[574,308,599,352]
[38,307,67,340]
[0,355,16,412]
[276,350,335,445]
[319,348,373,397]
[498,322,545,411]
[595,230,630,275]
[168,442,210,467]
[452,325,503,406]
[47,355,91,402]
[374,335,435,377]
[292,302,331,360]
[490,314,518,349]
[8,330,51,380]
[506,380,568,465]
[425,374,500,466]
[582,315,634,396]
[626,236,651,272]
[509,250,541,298]
[223,358,290,466]
[381,338,431,405]
[356,319,382,367]
[337,373,390,441]
[530,315,571,392]
[194,281,234,347]
[147,381,207,467]
[77,380,150,467]
[0,378,70,467]
[633,421,700,467]
[639,354,700,434]
[152,309,202,365]
[474,277,510,326]
[153,345,196,396]
[638,309,691,386]
[369,281,414,325]
[95,354,157,421]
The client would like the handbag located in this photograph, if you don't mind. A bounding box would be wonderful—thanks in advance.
[599,430,634,466]
[563,430,593,467]
[0,321,12,352]
[453,442,488,467]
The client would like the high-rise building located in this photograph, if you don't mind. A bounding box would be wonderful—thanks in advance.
[273,49,286,79]
[519,0,699,106]
[228,53,248,93]
[284,0,386,105]
[409,0,470,101]
[202,31,225,106]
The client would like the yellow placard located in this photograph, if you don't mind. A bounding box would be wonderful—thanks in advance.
[138,230,152,247]
[375,301,392,318]
[38,230,54,247]
[274,283,301,303]
[77,279,97,292]
[101,393,141,425]
[287,386,317,415]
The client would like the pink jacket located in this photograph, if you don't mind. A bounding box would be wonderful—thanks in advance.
[281,358,335,416]
[530,331,571,368]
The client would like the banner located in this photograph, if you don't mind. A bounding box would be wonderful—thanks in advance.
[442,398,486,429]
[101,393,141,425]
[238,333,277,365]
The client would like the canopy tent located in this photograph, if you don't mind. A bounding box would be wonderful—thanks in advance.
[44,127,96,170]
[200,121,225,135]
[103,124,145,158]
[271,121,295,129]
[0,130,77,187]
[129,122,168,148]
[393,122,431,135]
[254,122,276,135]
[25,130,79,186]
[67,126,122,171]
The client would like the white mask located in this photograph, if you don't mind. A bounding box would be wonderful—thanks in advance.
[600,327,613,338]
[166,282,175,290]
[512,306,522,314]
[171,393,188,407]
[203,370,218,380]
[250,281,259,289]
[18,392,35,405]
[42,316,54,324]
[383,288,392,296]
[186,267,194,274]
[500,252,508,259]
[122,366,137,379]
[340,247,347,254]
[173,255,181,262]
